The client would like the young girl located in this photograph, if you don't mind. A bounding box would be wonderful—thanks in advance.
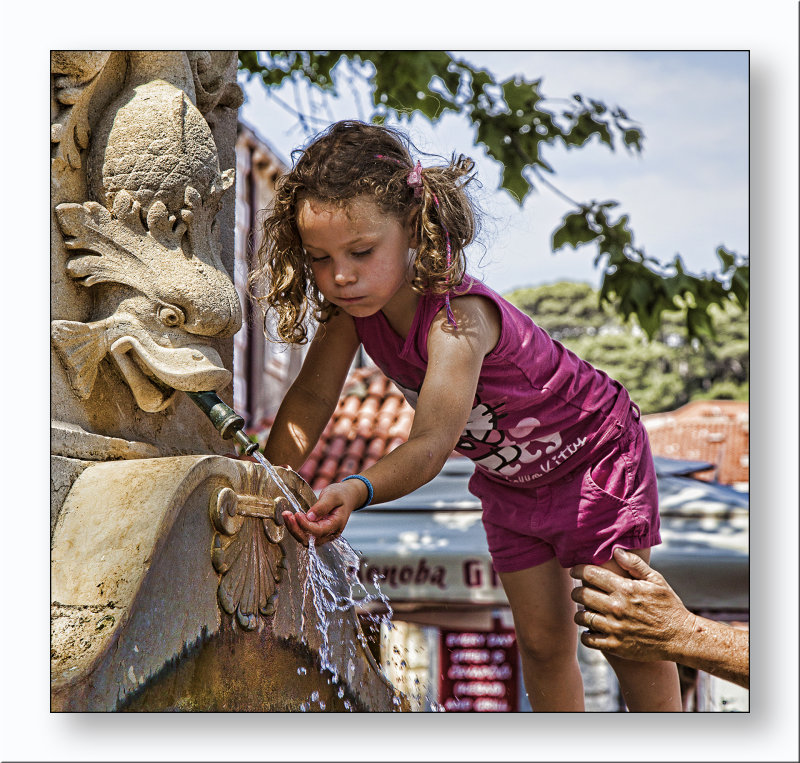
[252,120,681,712]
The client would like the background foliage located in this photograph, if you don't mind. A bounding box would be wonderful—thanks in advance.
[505,281,749,413]
[238,50,749,343]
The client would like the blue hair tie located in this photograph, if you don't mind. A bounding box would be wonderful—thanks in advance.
[342,474,374,510]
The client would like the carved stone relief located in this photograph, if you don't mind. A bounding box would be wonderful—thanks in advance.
[52,52,242,419]
[187,51,244,116]
[51,456,402,711]
[51,455,287,701]
[209,468,291,630]
[51,51,113,175]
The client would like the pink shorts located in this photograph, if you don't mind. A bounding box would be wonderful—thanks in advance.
[472,414,661,573]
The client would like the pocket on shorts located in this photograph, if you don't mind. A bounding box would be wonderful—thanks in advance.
[585,437,631,505]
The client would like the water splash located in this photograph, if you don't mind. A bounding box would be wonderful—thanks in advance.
[300,535,394,677]
[250,449,398,710]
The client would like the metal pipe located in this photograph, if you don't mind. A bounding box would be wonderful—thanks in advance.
[184,390,258,456]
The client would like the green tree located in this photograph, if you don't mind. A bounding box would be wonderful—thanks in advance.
[238,51,749,341]
[505,281,748,414]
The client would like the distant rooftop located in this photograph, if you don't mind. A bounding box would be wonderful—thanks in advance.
[642,400,749,486]
[249,366,415,492]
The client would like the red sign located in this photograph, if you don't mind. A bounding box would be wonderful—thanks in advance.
[439,620,519,712]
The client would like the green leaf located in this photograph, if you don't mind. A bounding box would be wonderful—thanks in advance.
[598,215,632,255]
[636,305,661,340]
[361,50,458,121]
[469,67,494,93]
[499,163,529,203]
[552,211,599,250]
[238,51,262,74]
[563,111,613,149]
[716,246,736,271]
[623,128,643,152]
[305,52,344,92]
[501,76,543,115]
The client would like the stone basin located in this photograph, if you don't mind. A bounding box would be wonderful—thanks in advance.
[51,456,405,712]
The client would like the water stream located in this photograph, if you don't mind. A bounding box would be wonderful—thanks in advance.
[250,450,399,710]
[251,450,305,514]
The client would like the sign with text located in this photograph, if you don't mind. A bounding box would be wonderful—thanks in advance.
[355,555,508,604]
[439,621,519,712]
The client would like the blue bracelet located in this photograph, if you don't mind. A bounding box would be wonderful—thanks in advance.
[342,474,373,510]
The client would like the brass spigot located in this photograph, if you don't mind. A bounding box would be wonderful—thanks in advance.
[185,391,258,456]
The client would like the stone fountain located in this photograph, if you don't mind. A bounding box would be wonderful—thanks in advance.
[50,50,403,712]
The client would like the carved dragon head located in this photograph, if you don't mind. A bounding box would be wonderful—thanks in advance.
[52,73,243,413]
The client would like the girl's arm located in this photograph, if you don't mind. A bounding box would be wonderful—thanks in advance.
[286,295,501,545]
[263,309,360,471]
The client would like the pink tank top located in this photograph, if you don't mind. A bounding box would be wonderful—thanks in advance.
[353,275,632,487]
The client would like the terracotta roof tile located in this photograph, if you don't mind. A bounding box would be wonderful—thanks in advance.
[366,435,388,460]
[335,435,368,483]
[643,400,749,486]
[289,366,418,491]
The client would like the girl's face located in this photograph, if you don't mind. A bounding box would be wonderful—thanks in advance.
[297,195,416,319]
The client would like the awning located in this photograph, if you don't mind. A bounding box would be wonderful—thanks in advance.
[342,459,748,612]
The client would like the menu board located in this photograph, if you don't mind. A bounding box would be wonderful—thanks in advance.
[439,621,519,712]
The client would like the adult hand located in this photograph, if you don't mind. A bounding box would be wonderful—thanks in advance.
[570,548,696,663]
[281,479,361,547]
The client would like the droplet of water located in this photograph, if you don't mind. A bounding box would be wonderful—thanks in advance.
[297,666,307,675]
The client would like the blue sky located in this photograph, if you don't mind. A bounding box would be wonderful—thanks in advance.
[239,51,749,294]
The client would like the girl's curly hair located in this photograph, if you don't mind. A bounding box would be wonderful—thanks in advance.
[249,120,480,344]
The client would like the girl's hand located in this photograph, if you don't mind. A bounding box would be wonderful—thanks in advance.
[281,479,364,547]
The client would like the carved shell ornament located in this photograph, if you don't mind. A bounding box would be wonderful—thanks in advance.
[209,466,311,630]
[51,53,243,412]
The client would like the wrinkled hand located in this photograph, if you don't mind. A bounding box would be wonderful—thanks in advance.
[281,479,363,547]
[570,548,696,663]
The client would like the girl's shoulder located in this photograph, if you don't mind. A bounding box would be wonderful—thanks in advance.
[451,274,530,327]
[451,274,548,358]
